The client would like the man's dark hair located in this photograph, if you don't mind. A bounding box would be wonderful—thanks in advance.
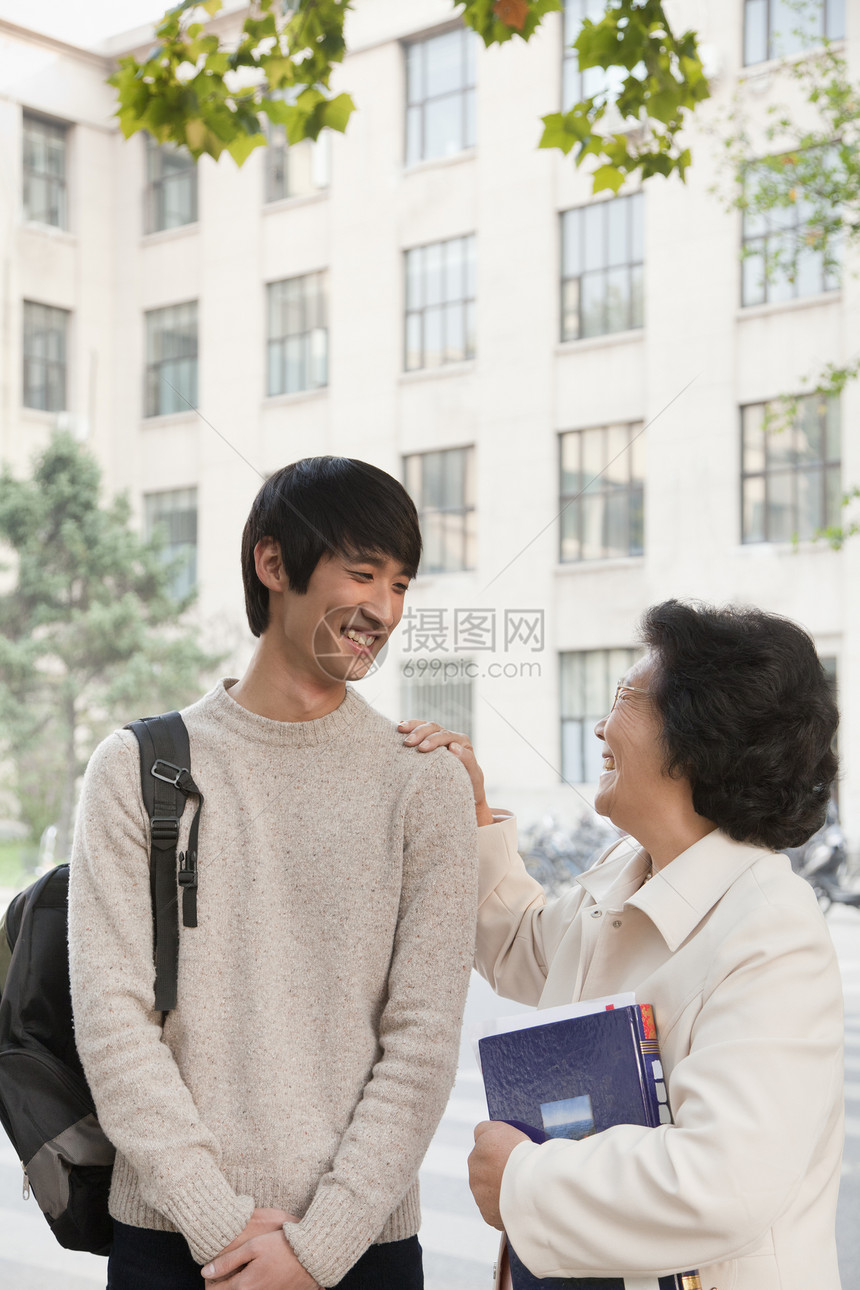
[640,599,838,851]
[241,457,422,637]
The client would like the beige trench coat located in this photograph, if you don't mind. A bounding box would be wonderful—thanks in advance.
[475,818,844,1290]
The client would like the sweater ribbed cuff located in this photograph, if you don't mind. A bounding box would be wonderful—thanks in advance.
[286,1181,421,1288]
[159,1165,255,1265]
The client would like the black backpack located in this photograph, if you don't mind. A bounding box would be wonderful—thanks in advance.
[0,711,202,1256]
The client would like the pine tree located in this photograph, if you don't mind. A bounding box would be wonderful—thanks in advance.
[0,433,220,860]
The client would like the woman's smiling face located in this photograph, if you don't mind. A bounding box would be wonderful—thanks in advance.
[593,654,675,835]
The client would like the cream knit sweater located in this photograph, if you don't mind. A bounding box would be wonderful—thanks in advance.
[68,680,478,1287]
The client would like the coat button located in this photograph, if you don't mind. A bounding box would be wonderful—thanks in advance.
[591,908,602,918]
[612,919,622,928]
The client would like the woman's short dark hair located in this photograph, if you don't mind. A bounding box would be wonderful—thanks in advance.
[241,457,422,637]
[640,600,838,850]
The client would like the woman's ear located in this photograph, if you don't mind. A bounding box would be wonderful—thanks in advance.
[254,537,287,593]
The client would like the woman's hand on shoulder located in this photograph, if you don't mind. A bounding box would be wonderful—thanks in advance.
[398,719,495,827]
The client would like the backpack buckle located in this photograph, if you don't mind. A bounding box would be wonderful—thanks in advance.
[151,759,188,788]
[150,816,180,842]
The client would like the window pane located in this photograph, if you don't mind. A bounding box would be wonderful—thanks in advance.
[423,306,444,367]
[629,263,644,329]
[605,490,630,557]
[444,302,466,362]
[406,248,424,310]
[406,106,422,167]
[797,467,824,540]
[768,471,794,542]
[560,502,581,561]
[772,0,821,55]
[424,243,444,306]
[581,271,607,337]
[562,209,582,278]
[795,243,825,296]
[405,312,422,370]
[825,398,841,460]
[444,239,465,302]
[581,493,604,560]
[825,465,842,526]
[605,266,631,333]
[561,277,580,341]
[560,432,581,495]
[607,198,629,268]
[796,397,824,464]
[605,425,630,484]
[742,247,767,306]
[744,0,769,63]
[827,0,845,39]
[406,41,424,105]
[424,95,464,161]
[743,474,766,542]
[742,404,766,473]
[425,30,465,97]
[583,203,607,270]
[561,720,585,783]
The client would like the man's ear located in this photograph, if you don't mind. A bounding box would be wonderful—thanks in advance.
[254,537,288,594]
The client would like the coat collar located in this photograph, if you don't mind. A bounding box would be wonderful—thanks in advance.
[576,830,778,952]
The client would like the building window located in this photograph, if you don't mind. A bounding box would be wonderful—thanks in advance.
[562,0,628,110]
[741,160,839,306]
[561,648,638,783]
[560,424,645,561]
[144,302,198,418]
[561,194,644,341]
[400,658,474,740]
[23,301,69,411]
[404,446,475,574]
[145,135,198,234]
[265,114,329,202]
[144,488,198,599]
[23,113,68,228]
[741,395,841,543]
[405,235,476,370]
[744,0,844,65]
[405,27,477,166]
[266,273,328,396]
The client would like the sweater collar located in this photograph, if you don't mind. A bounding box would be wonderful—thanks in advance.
[202,678,371,747]
[577,830,777,952]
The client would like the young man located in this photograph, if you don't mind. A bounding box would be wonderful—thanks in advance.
[69,457,478,1290]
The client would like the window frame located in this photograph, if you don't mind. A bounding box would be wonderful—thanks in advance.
[400,656,475,740]
[144,134,198,235]
[265,271,329,397]
[22,111,69,229]
[404,25,477,167]
[558,423,645,562]
[560,647,640,783]
[741,154,841,307]
[560,193,645,342]
[144,301,199,419]
[743,0,845,66]
[403,445,476,575]
[263,101,330,203]
[404,234,476,372]
[740,394,841,544]
[143,486,199,600]
[22,300,70,412]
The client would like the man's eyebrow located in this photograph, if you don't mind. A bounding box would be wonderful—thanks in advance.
[343,551,413,578]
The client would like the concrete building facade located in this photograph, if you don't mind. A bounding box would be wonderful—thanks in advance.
[1,0,858,845]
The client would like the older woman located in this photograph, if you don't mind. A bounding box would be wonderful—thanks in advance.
[399,600,844,1290]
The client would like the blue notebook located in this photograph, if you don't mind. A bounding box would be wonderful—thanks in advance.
[478,1003,701,1290]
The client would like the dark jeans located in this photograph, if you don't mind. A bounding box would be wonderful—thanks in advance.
[106,1220,423,1290]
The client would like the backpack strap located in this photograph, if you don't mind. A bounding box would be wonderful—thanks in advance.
[126,712,203,1014]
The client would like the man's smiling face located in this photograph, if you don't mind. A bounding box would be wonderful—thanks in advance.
[279,549,412,684]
